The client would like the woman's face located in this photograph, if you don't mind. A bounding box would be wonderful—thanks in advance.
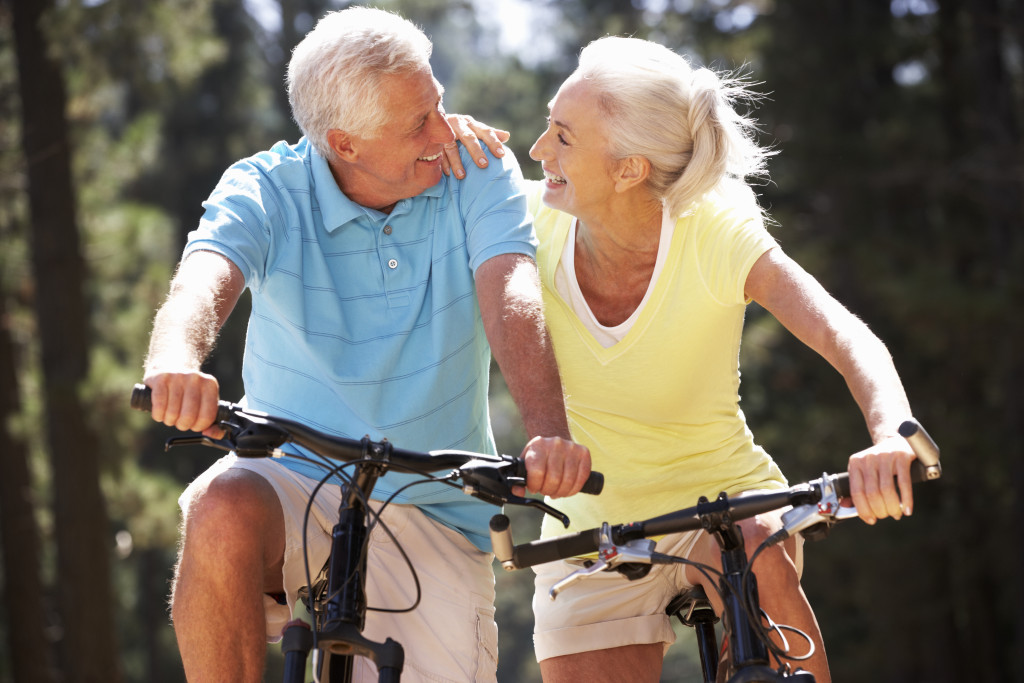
[529,79,620,219]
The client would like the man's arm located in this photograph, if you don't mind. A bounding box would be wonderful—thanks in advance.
[142,250,246,435]
[474,253,591,498]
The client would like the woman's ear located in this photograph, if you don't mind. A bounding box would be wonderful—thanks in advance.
[327,129,358,162]
[614,155,651,193]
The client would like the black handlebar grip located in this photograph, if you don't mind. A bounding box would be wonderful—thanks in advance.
[832,472,850,499]
[131,384,153,412]
[581,471,604,496]
[511,528,602,569]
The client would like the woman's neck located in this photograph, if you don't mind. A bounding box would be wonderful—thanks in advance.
[572,195,665,327]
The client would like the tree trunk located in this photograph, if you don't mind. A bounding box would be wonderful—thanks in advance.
[0,291,58,683]
[10,0,120,680]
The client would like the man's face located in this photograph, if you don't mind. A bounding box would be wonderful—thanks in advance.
[336,68,455,212]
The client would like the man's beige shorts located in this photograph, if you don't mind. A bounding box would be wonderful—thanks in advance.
[179,454,499,683]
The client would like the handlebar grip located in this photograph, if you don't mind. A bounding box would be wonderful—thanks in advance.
[832,472,850,499]
[490,514,514,566]
[130,383,237,424]
[131,384,152,412]
[899,418,941,480]
[507,457,604,496]
[581,471,604,496]
[510,529,602,569]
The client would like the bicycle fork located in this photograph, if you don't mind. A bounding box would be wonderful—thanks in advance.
[704,501,810,682]
[281,456,405,683]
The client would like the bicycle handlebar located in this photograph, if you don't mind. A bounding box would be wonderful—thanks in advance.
[131,383,604,507]
[492,418,940,570]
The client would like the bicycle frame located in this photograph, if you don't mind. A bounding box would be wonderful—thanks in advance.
[130,383,602,683]
[682,492,816,682]
[281,441,404,683]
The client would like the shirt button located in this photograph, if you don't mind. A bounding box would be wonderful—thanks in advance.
[388,259,398,269]
[383,225,393,235]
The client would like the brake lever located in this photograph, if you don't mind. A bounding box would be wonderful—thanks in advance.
[459,460,571,527]
[778,472,858,543]
[165,434,237,453]
[548,523,657,599]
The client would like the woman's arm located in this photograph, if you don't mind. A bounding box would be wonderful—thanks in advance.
[745,247,917,524]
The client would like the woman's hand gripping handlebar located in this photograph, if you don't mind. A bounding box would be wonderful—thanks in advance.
[490,418,940,582]
[130,383,603,523]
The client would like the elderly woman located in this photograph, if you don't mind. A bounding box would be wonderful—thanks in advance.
[450,36,918,682]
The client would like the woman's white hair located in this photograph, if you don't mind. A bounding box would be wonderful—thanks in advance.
[573,36,771,216]
[287,7,433,158]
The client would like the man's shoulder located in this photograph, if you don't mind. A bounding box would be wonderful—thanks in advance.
[227,139,313,186]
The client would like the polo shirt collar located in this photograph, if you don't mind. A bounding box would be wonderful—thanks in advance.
[309,144,447,232]
[309,146,363,233]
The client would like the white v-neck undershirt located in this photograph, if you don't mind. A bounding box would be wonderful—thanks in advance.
[553,206,676,348]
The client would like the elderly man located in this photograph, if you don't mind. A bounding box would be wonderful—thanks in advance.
[141,7,590,682]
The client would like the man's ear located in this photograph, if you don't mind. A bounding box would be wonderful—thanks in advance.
[328,129,358,162]
[614,155,651,193]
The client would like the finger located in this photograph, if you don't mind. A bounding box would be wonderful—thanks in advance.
[522,438,546,494]
[196,380,221,433]
[442,141,466,179]
[556,442,591,498]
[524,438,566,497]
[847,462,877,525]
[894,452,915,516]
[174,372,208,431]
[550,448,575,499]
[472,121,509,158]
[202,424,227,440]
[447,115,488,168]
[162,380,184,429]
[146,379,168,423]
[876,456,904,521]
[861,453,900,522]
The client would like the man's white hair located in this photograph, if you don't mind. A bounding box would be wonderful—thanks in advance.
[287,6,433,158]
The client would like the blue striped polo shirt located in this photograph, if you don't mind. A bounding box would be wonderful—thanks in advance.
[183,137,536,549]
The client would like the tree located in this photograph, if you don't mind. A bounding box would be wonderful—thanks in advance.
[8,0,120,679]
[747,1,1024,680]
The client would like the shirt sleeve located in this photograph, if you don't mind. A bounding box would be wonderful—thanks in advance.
[183,155,278,291]
[694,185,777,306]
[454,146,538,273]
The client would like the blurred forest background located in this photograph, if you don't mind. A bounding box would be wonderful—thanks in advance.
[1,0,1022,681]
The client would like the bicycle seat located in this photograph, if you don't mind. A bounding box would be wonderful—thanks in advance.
[666,585,719,627]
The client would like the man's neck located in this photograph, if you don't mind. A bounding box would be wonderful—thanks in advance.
[327,157,397,214]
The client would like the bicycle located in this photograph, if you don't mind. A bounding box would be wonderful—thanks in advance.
[487,418,941,683]
[129,383,603,683]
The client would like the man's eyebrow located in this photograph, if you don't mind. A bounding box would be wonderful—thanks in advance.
[403,82,445,131]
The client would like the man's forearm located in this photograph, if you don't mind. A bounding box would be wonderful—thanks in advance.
[145,251,244,375]
[475,254,571,440]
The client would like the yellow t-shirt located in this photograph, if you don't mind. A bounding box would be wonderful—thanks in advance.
[530,184,788,540]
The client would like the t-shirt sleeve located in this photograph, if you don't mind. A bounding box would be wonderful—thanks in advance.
[183,156,277,291]
[456,146,538,273]
[695,186,777,306]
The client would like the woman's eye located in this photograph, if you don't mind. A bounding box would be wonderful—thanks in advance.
[557,133,568,146]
